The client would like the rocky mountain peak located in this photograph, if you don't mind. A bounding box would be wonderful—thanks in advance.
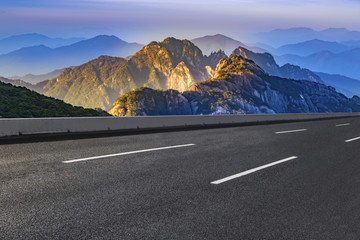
[206,49,228,69]
[231,46,324,84]
[214,55,264,79]
[232,47,280,76]
[42,37,213,110]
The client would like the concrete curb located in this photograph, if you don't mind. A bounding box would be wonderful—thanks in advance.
[1,113,359,139]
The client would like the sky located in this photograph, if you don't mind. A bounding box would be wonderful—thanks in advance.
[0,0,359,43]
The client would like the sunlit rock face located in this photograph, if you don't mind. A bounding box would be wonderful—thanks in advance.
[109,55,359,116]
[43,37,213,110]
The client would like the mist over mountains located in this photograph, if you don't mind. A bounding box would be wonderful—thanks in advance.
[276,48,360,80]
[0,33,85,54]
[271,39,351,56]
[0,35,143,77]
[255,28,360,47]
[191,34,265,56]
[9,69,64,84]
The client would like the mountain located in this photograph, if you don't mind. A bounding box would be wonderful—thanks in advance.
[234,46,360,95]
[232,47,323,83]
[0,76,36,90]
[276,48,360,79]
[232,47,281,76]
[278,64,323,83]
[0,33,84,54]
[0,76,48,94]
[191,34,247,56]
[205,50,228,70]
[109,55,360,116]
[9,68,64,84]
[274,39,351,56]
[42,38,217,110]
[255,28,360,47]
[41,38,329,111]
[248,42,276,53]
[315,72,360,98]
[342,40,360,48]
[191,34,265,56]
[109,87,192,116]
[0,35,144,77]
[0,81,109,118]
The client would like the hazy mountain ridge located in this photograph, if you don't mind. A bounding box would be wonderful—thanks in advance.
[9,69,65,84]
[0,76,36,91]
[273,39,351,56]
[0,33,85,54]
[191,34,265,56]
[109,55,360,116]
[0,35,144,77]
[276,48,360,79]
[342,40,360,48]
[315,72,360,98]
[255,27,360,47]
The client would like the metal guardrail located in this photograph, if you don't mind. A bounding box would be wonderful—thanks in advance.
[0,113,359,138]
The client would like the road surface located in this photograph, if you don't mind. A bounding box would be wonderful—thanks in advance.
[1,117,360,239]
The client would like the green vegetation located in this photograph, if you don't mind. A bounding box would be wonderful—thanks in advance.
[0,82,109,118]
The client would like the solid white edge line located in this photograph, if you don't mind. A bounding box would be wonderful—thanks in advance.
[62,144,196,163]
[345,137,360,143]
[275,129,307,134]
[336,123,350,127]
[211,156,298,185]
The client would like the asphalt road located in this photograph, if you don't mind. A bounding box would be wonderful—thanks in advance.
[1,117,360,239]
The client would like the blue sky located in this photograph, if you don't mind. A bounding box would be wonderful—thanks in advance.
[0,0,359,43]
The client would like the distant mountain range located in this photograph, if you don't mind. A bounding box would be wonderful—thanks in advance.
[9,68,65,84]
[276,48,360,80]
[255,28,360,47]
[0,33,85,54]
[0,79,108,118]
[191,34,265,56]
[341,40,360,48]
[272,39,351,56]
[315,72,360,98]
[0,35,143,77]
[0,76,47,94]
[109,55,360,116]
